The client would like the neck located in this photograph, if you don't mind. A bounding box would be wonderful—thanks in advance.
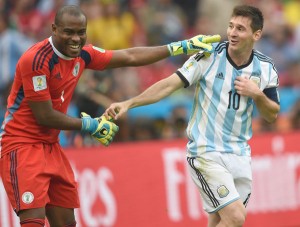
[228,49,252,67]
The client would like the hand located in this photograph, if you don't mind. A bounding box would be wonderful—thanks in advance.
[104,101,129,121]
[80,112,119,146]
[234,76,261,98]
[167,34,221,56]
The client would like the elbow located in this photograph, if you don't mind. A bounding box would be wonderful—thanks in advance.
[33,111,53,127]
[265,116,277,124]
[264,112,279,124]
[35,115,49,126]
[266,104,280,123]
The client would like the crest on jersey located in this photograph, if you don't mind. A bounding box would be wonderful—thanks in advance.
[250,75,261,88]
[33,75,47,91]
[22,191,34,204]
[92,46,105,53]
[72,62,80,77]
[217,185,229,198]
[183,60,196,73]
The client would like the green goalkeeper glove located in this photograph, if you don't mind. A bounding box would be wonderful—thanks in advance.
[167,34,221,56]
[80,112,119,146]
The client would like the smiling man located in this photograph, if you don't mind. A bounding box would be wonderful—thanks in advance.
[105,5,280,227]
[0,5,220,227]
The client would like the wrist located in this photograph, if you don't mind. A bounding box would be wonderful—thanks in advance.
[168,41,184,56]
[252,89,264,102]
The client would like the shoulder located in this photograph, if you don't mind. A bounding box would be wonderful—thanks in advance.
[192,41,226,63]
[19,38,54,71]
[82,44,107,54]
[253,49,275,65]
[253,49,278,73]
[214,41,227,54]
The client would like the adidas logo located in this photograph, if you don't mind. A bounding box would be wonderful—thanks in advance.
[215,72,224,80]
[55,73,62,80]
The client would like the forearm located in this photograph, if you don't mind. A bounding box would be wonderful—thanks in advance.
[109,46,170,68]
[37,109,82,130]
[129,85,172,109]
[128,75,182,109]
[28,100,82,130]
[105,74,183,120]
[108,35,221,68]
[253,92,280,123]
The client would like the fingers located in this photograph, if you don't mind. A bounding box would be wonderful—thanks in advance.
[80,112,90,118]
[202,35,221,43]
[112,124,119,132]
[192,40,213,50]
[105,103,126,120]
[104,104,118,119]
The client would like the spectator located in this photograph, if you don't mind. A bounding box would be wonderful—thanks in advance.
[85,0,135,49]
[141,0,187,47]
[0,9,35,123]
[255,21,298,74]
[10,0,44,40]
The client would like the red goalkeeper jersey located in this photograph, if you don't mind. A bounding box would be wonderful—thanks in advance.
[0,37,113,157]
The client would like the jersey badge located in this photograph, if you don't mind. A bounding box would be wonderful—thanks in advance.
[250,75,261,88]
[92,46,105,53]
[217,185,229,198]
[22,191,34,204]
[33,75,47,91]
[72,62,80,77]
[183,60,196,73]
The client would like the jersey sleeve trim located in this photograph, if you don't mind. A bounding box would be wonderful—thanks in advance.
[263,87,280,104]
[176,70,190,88]
[80,49,91,66]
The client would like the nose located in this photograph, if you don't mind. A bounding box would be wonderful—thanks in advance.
[72,34,80,42]
[229,27,237,36]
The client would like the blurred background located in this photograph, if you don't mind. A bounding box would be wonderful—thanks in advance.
[0,0,300,146]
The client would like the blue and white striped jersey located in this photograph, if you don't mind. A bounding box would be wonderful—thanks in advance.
[176,41,279,157]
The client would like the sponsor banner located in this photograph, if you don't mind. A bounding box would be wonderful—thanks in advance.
[1,131,300,227]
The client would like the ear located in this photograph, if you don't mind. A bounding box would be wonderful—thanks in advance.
[52,24,57,35]
[253,30,262,41]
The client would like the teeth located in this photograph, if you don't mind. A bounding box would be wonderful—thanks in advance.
[70,45,80,49]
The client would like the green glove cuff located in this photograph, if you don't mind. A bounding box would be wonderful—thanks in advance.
[167,41,184,56]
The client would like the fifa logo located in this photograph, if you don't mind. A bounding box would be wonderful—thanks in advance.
[36,77,43,86]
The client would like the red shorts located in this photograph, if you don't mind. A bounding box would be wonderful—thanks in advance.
[0,143,80,213]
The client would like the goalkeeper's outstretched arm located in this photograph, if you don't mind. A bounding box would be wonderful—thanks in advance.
[106,35,221,68]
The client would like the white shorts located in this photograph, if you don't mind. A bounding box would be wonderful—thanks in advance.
[187,152,252,213]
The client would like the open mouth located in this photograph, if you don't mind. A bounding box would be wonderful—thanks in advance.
[69,44,81,50]
[230,40,238,45]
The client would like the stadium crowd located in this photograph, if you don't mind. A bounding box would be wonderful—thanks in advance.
[0,0,300,147]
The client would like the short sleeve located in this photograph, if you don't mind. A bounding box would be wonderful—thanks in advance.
[82,44,113,70]
[19,57,51,102]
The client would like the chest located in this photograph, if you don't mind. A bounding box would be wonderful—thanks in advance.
[205,62,265,94]
[48,59,84,99]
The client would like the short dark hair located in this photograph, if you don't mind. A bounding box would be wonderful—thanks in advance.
[54,5,86,25]
[232,5,264,32]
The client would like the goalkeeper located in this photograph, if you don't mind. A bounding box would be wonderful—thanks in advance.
[0,5,221,227]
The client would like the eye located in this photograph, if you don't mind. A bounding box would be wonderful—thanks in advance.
[78,30,86,36]
[64,30,73,35]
